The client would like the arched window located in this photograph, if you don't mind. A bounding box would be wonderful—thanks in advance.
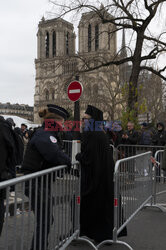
[45,32,49,58]
[95,24,99,51]
[66,32,69,55]
[52,31,56,57]
[88,24,91,52]
[51,90,55,100]
[45,89,49,100]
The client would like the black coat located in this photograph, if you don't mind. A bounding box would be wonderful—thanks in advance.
[0,118,18,201]
[0,119,18,180]
[122,129,139,145]
[76,130,115,242]
[0,121,9,180]
[152,130,166,146]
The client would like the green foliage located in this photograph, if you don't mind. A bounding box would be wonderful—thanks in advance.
[138,98,147,113]
[121,82,129,97]
[120,82,148,129]
[66,107,74,120]
[121,108,139,129]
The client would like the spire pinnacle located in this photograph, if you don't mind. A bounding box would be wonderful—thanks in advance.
[120,28,127,58]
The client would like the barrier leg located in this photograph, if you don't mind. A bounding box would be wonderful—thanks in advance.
[144,161,166,212]
[97,240,133,250]
[76,237,98,250]
[144,203,166,212]
[97,228,133,250]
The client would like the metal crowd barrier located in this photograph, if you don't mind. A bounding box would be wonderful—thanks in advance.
[109,144,118,162]
[149,150,166,211]
[97,152,154,250]
[117,144,165,161]
[62,140,81,163]
[0,163,81,250]
[2,145,166,250]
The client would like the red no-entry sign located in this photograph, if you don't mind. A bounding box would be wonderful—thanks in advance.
[67,81,83,102]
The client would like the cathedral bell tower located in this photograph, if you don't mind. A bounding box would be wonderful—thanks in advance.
[78,5,116,57]
[34,17,76,123]
[37,17,75,59]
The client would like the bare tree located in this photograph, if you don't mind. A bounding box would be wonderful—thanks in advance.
[48,0,166,117]
[138,72,165,124]
[80,67,126,120]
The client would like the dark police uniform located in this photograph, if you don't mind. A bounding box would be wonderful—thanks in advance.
[22,125,71,174]
[22,118,71,250]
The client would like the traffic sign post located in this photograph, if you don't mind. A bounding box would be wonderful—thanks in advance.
[67,80,83,102]
[67,77,82,139]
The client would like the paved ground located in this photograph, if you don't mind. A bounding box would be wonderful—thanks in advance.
[67,205,166,250]
[0,182,166,250]
[67,182,166,250]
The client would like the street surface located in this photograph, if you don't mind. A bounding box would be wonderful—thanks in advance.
[0,183,166,250]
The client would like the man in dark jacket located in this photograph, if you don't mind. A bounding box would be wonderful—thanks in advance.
[0,116,18,236]
[138,122,153,145]
[122,121,139,146]
[76,105,126,243]
[5,118,24,178]
[121,121,139,157]
[0,117,8,236]
[121,121,139,182]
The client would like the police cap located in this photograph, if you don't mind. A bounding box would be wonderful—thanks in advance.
[47,104,69,120]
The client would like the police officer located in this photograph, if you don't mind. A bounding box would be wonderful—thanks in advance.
[22,104,71,250]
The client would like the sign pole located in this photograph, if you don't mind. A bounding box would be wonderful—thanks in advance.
[74,75,80,139]
[74,75,80,121]
[67,77,82,139]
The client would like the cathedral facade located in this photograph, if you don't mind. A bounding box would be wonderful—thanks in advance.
[34,9,119,123]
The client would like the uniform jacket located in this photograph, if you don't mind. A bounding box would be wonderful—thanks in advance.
[22,123,71,200]
[22,123,71,175]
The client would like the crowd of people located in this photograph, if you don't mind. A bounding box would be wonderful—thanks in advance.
[105,121,166,148]
[0,107,166,248]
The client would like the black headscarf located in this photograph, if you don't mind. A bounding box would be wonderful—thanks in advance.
[85,105,103,121]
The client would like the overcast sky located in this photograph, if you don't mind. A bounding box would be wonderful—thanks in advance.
[0,0,51,106]
[0,1,166,106]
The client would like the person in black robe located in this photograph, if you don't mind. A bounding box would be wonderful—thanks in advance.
[76,105,127,243]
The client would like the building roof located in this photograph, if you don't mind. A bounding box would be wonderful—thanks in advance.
[0,103,33,111]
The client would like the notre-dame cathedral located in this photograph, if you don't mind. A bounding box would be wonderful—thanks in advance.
[34,8,120,123]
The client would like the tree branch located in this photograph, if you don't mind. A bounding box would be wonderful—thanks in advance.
[144,34,166,47]
[140,66,166,81]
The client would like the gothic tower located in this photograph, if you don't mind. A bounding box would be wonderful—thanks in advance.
[34,17,76,123]
[34,9,119,122]
[78,6,116,57]
[77,7,119,118]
